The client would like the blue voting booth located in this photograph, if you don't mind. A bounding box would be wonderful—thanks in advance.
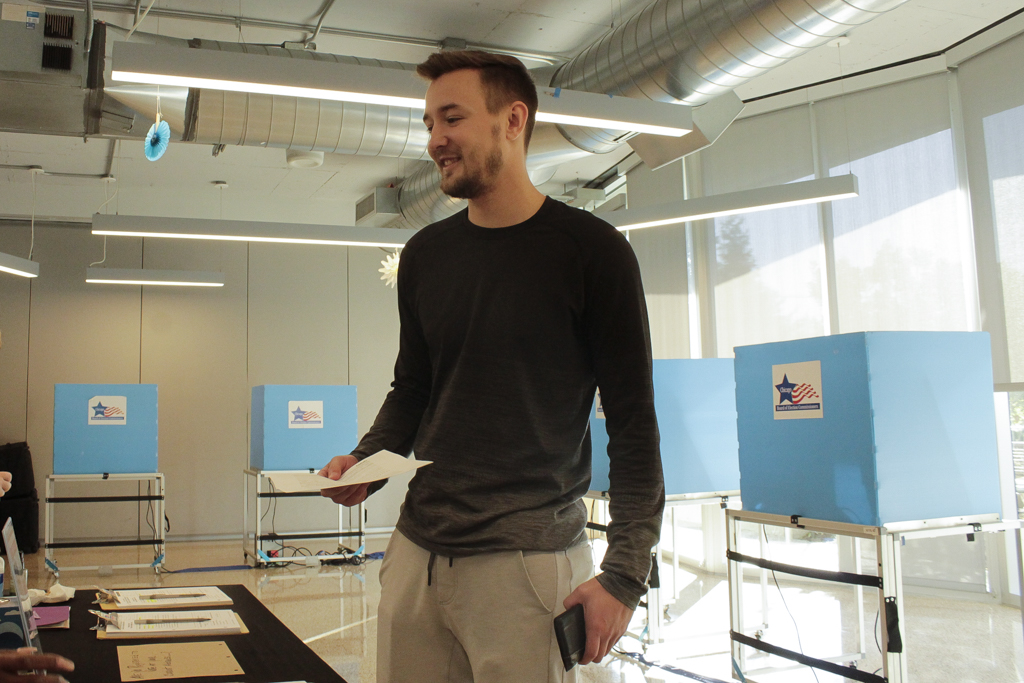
[733,332,1001,527]
[250,385,358,471]
[53,384,159,474]
[590,359,740,496]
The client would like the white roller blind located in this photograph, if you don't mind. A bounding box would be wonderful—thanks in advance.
[815,74,972,334]
[700,105,824,357]
[626,160,690,360]
[959,32,1024,384]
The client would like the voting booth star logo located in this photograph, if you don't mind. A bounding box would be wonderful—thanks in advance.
[288,401,324,429]
[772,361,823,420]
[87,396,127,425]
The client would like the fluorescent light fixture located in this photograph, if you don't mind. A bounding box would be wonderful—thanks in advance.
[535,87,690,137]
[92,214,418,248]
[111,42,692,136]
[0,251,39,278]
[86,268,225,287]
[607,174,860,231]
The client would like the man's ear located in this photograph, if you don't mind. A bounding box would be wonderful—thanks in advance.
[506,101,530,144]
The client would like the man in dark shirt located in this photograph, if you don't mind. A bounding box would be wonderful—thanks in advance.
[320,50,663,682]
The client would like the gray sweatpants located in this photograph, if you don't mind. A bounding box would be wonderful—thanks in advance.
[376,530,595,683]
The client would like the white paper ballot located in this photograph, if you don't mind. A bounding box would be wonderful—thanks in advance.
[268,450,431,493]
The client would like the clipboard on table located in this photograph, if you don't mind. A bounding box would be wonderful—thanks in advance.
[96,586,233,611]
[93,609,249,640]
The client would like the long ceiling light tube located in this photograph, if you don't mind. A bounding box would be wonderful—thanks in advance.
[111,42,692,137]
[0,251,40,278]
[92,214,419,249]
[607,175,860,232]
[86,267,225,287]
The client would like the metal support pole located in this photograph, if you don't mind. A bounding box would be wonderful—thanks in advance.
[242,470,250,563]
[759,524,769,628]
[1017,528,1024,654]
[649,541,663,643]
[727,511,746,673]
[856,537,866,658]
[44,477,54,569]
[672,506,679,600]
[155,473,166,570]
[879,532,907,683]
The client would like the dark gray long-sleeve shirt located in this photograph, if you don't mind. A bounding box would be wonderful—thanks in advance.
[353,197,664,609]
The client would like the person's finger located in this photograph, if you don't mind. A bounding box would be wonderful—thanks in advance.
[326,457,344,480]
[0,651,75,673]
[320,484,349,499]
[598,634,613,662]
[581,625,601,665]
[332,483,369,506]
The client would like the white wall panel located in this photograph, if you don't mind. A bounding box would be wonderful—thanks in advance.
[347,247,409,530]
[246,242,350,537]
[21,226,144,540]
[138,238,248,539]
[0,224,33,445]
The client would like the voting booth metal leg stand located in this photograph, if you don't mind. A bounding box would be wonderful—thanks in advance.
[727,509,1024,683]
[43,473,166,575]
[727,510,891,683]
[243,468,365,567]
[588,491,741,648]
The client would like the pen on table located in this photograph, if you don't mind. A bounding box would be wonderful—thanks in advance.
[135,617,212,624]
[138,593,206,599]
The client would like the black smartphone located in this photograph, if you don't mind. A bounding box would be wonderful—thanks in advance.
[553,603,587,671]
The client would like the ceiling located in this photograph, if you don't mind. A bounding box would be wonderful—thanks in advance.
[1,0,1022,227]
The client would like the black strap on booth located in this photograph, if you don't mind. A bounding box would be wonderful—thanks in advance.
[884,596,903,653]
[47,495,164,504]
[258,491,326,499]
[259,531,363,542]
[730,631,887,683]
[45,539,164,549]
[726,550,882,588]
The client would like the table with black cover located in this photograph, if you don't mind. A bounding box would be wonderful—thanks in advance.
[40,584,347,683]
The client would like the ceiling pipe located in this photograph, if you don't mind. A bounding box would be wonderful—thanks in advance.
[548,0,911,155]
[91,0,911,230]
[40,0,563,65]
[398,0,912,227]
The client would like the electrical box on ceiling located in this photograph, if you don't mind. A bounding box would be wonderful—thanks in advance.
[0,4,85,80]
[355,187,401,227]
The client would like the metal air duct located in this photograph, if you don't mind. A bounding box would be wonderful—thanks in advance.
[181,40,431,160]
[398,0,910,226]
[549,0,910,153]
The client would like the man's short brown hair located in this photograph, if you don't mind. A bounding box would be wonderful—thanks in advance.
[416,50,538,151]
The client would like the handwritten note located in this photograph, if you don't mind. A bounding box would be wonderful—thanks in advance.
[118,641,242,681]
[269,450,431,493]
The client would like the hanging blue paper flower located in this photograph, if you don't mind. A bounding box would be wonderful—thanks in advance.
[144,120,171,161]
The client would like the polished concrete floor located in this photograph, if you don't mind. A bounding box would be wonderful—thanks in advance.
[23,537,1024,683]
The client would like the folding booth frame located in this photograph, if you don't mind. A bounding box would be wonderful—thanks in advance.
[44,472,166,574]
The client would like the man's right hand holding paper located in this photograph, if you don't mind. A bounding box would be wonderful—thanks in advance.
[319,455,371,506]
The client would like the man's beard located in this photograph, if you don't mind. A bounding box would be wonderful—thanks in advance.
[439,129,504,200]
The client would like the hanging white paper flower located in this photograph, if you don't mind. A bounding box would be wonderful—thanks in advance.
[379,251,400,288]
